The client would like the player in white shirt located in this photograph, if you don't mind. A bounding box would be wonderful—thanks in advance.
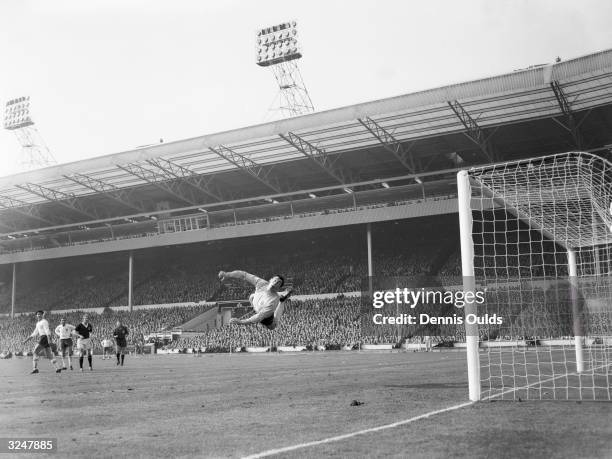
[101,338,113,360]
[218,270,291,330]
[55,318,76,370]
[22,310,62,374]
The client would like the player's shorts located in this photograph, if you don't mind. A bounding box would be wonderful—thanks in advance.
[34,336,53,358]
[115,342,127,354]
[103,346,113,353]
[37,335,50,348]
[60,338,73,356]
[77,338,92,352]
[260,315,274,327]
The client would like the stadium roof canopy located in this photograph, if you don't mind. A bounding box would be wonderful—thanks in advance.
[1,48,612,235]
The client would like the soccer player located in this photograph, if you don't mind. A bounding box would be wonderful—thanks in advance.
[113,320,129,366]
[22,311,62,374]
[218,270,291,330]
[74,314,94,372]
[101,338,113,360]
[54,317,76,370]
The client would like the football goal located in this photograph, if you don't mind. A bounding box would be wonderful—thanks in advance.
[457,152,612,401]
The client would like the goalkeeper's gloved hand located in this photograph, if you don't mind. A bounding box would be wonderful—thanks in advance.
[279,289,293,302]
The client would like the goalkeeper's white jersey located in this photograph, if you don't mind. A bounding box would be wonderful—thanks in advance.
[251,281,281,317]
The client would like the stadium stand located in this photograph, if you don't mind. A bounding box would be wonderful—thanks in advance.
[0,217,463,313]
[3,212,602,356]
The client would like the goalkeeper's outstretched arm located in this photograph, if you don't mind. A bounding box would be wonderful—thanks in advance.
[218,270,264,287]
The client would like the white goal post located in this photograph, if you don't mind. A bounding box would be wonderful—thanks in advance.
[457,152,612,401]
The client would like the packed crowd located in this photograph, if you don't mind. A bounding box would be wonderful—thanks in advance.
[173,297,363,350]
[1,215,609,353]
[1,286,610,356]
[0,219,465,314]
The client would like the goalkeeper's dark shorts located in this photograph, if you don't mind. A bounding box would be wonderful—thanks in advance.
[260,315,274,327]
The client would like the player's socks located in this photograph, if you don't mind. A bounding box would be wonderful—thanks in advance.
[121,354,125,366]
[79,356,84,369]
[116,353,120,364]
[87,355,92,369]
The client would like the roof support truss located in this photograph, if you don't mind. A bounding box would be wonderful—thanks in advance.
[64,172,148,214]
[448,100,495,162]
[15,183,102,220]
[209,145,285,194]
[0,194,61,228]
[280,132,351,185]
[0,209,59,229]
[146,158,228,202]
[550,80,584,149]
[358,117,421,179]
[117,163,198,206]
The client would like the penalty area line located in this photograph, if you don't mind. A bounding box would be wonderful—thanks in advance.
[241,400,474,459]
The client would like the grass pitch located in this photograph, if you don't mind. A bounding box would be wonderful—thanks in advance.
[1,351,611,458]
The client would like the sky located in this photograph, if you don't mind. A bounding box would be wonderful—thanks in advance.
[0,0,611,177]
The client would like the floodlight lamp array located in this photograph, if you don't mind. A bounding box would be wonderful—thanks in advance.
[256,21,302,67]
[4,96,34,130]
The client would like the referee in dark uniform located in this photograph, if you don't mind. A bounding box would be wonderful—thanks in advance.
[113,320,129,367]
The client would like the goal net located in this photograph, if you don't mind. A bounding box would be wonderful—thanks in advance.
[457,152,612,401]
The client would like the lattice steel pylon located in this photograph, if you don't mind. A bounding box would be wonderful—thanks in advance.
[3,96,56,171]
[256,21,314,119]
[269,60,314,118]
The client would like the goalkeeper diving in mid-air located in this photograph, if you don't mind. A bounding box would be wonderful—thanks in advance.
[218,270,292,330]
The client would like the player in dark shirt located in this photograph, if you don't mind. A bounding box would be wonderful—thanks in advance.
[74,315,94,371]
[113,320,129,367]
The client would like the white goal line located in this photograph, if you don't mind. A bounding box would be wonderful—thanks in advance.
[241,401,474,459]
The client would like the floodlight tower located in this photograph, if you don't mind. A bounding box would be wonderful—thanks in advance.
[3,96,56,170]
[256,21,315,118]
